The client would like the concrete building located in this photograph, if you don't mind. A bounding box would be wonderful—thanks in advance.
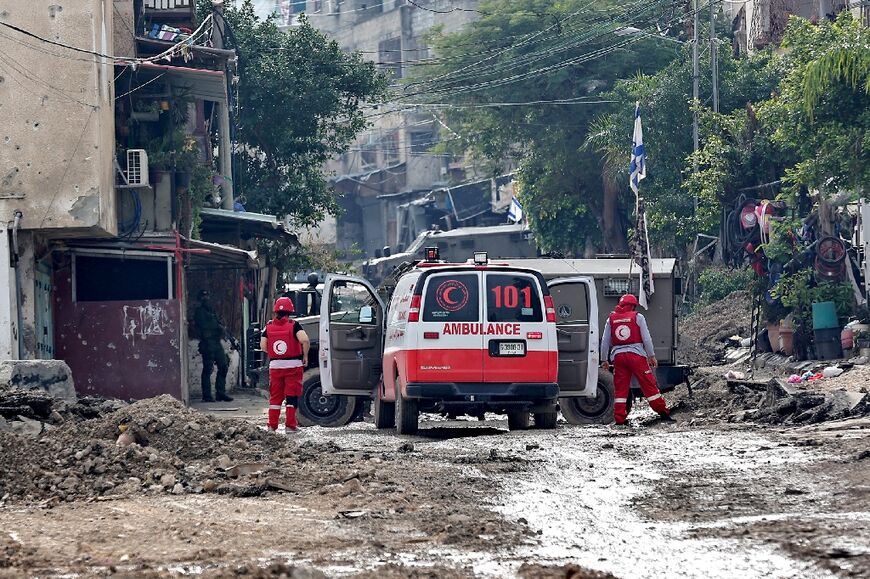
[0,0,293,402]
[285,0,515,259]
[724,0,868,54]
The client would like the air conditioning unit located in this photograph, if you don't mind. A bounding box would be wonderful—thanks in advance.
[126,149,149,187]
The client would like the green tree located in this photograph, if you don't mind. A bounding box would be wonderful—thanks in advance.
[218,2,388,226]
[769,12,870,199]
[588,42,783,251]
[411,0,681,255]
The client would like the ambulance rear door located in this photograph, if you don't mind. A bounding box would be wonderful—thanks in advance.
[482,271,550,382]
[319,275,385,396]
[415,270,484,383]
[547,277,599,397]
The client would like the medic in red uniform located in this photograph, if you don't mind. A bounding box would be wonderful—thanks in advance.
[600,294,673,425]
[260,297,310,432]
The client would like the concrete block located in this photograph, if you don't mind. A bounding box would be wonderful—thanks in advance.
[0,360,76,401]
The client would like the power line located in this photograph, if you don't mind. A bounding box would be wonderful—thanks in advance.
[0,14,214,65]
[404,0,679,96]
[405,0,481,14]
[400,1,702,100]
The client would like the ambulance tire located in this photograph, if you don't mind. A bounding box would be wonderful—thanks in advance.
[297,370,359,428]
[559,373,615,425]
[395,383,419,435]
[507,411,530,431]
[374,389,396,429]
[533,411,558,429]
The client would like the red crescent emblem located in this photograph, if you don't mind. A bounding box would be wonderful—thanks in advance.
[435,280,469,312]
[441,287,458,305]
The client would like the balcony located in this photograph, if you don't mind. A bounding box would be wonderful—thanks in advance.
[143,0,195,26]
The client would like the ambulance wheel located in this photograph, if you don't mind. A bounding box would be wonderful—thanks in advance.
[297,370,359,428]
[507,411,530,431]
[560,373,615,425]
[394,381,419,435]
[533,411,558,429]
[374,387,395,429]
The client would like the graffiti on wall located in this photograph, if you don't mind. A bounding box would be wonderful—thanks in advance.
[123,302,173,345]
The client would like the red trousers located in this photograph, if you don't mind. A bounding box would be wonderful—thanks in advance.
[268,367,303,430]
[612,352,668,424]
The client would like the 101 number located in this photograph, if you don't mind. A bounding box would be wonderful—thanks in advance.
[490,285,531,309]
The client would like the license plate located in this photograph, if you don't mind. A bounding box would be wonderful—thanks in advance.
[498,342,526,356]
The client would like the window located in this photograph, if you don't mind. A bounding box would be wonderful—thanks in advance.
[410,131,436,154]
[603,277,639,297]
[549,282,589,324]
[422,274,479,322]
[329,280,377,324]
[360,142,378,169]
[485,274,542,323]
[381,130,399,165]
[378,37,402,79]
[75,255,171,302]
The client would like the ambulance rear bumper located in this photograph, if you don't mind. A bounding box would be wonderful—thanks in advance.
[404,382,559,401]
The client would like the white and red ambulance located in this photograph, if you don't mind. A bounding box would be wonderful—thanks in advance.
[318,250,599,434]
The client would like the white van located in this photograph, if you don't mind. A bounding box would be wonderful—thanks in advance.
[318,252,599,434]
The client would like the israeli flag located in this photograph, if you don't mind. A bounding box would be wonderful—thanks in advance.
[508,196,523,223]
[629,102,646,194]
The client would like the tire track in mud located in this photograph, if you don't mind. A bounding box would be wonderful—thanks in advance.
[371,420,860,578]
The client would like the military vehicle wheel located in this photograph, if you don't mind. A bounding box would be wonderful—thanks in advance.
[560,373,615,425]
[297,370,359,427]
[533,411,558,429]
[507,411,530,431]
[374,386,395,429]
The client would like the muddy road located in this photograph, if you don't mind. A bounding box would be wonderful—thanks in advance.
[1,396,868,578]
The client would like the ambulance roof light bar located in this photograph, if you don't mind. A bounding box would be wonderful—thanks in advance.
[424,247,440,263]
[473,251,488,265]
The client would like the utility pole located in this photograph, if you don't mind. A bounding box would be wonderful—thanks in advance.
[692,0,700,211]
[711,0,719,113]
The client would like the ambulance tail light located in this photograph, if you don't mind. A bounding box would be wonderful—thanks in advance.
[527,331,543,340]
[423,332,439,339]
[544,296,556,323]
[408,295,421,322]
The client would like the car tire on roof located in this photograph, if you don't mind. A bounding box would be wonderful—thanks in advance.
[507,411,530,431]
[559,373,615,425]
[297,369,360,428]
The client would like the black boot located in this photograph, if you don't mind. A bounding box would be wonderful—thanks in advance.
[658,412,675,423]
[216,393,234,402]
[201,394,215,402]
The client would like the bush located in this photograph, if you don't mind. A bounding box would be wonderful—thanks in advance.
[695,267,754,309]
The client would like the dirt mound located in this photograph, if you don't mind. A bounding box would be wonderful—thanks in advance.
[0,394,338,504]
[679,291,752,367]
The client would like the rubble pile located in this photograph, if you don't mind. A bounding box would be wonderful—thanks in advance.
[679,291,753,367]
[684,367,870,425]
[0,394,338,504]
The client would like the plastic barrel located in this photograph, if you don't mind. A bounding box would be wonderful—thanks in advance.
[814,328,842,360]
[812,301,839,330]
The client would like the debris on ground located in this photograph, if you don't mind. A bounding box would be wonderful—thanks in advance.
[676,367,870,426]
[518,563,618,579]
[0,394,341,503]
[679,291,752,367]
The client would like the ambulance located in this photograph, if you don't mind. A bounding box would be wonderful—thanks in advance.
[318,250,598,434]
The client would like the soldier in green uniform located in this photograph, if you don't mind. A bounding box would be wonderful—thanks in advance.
[193,290,233,402]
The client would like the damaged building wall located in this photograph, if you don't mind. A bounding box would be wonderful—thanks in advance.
[0,0,117,236]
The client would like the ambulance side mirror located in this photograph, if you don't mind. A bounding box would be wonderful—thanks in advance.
[359,306,374,324]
